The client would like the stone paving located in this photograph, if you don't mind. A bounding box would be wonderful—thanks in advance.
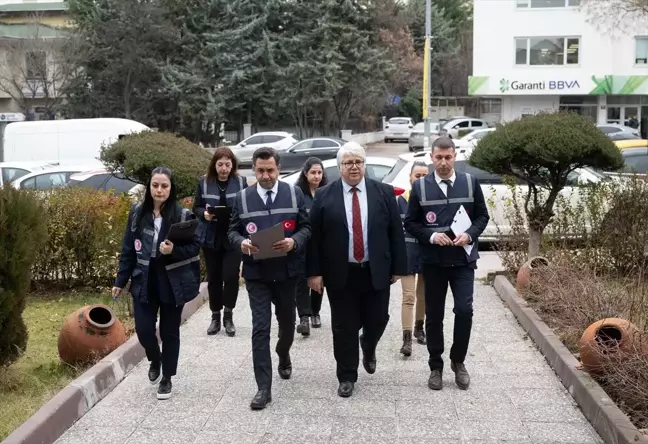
[54,278,603,444]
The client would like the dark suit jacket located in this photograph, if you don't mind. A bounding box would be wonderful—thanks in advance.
[307,177,407,291]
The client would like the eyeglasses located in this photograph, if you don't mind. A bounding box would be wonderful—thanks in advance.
[341,160,365,169]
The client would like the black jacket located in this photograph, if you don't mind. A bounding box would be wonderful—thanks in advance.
[307,178,407,291]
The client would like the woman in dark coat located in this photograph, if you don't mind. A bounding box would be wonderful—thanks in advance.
[294,157,328,336]
[193,147,248,336]
[397,161,428,357]
[112,167,201,400]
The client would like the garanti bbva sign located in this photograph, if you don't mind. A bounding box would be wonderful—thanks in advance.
[468,75,648,96]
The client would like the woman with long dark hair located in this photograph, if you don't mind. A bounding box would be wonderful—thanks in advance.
[112,167,201,400]
[193,147,248,336]
[294,157,328,336]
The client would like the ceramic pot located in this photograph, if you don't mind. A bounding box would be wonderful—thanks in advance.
[579,318,644,374]
[516,256,549,290]
[58,304,127,365]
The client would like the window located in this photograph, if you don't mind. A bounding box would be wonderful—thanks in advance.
[515,37,579,65]
[1,167,29,184]
[621,150,648,174]
[25,51,46,80]
[636,37,648,64]
[389,118,410,125]
[517,0,580,7]
[243,135,263,145]
[324,166,340,182]
[35,173,67,189]
[312,139,339,149]
[262,135,283,143]
[366,165,393,181]
[291,140,314,151]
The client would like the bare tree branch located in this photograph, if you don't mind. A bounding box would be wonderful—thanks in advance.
[582,0,648,35]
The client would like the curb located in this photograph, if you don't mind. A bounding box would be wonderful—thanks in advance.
[493,275,648,444]
[2,283,209,444]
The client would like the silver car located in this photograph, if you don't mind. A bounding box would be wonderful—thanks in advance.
[408,122,441,152]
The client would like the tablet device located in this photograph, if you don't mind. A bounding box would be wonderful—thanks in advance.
[166,218,199,243]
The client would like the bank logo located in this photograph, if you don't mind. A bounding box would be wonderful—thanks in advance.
[500,78,510,92]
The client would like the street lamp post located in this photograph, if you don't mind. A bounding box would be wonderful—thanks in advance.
[422,0,432,151]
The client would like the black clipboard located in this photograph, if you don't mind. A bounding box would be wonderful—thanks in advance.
[166,218,199,243]
[207,205,231,226]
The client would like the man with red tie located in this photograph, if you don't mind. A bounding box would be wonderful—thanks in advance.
[307,142,407,398]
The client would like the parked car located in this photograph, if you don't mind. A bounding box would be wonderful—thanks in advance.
[12,163,103,190]
[66,169,142,198]
[0,161,58,187]
[276,137,347,174]
[597,123,640,138]
[231,131,298,167]
[608,132,642,141]
[384,117,414,143]
[453,128,496,155]
[382,152,609,242]
[441,117,490,139]
[280,156,397,185]
[408,121,442,152]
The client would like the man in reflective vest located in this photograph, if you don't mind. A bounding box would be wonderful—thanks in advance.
[404,136,489,392]
[228,146,312,410]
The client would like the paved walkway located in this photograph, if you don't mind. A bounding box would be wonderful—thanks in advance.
[55,275,603,444]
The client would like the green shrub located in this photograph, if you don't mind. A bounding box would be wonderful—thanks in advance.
[457,128,472,138]
[0,186,47,366]
[100,131,212,198]
[30,188,132,289]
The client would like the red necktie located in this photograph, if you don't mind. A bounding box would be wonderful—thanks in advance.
[352,187,364,262]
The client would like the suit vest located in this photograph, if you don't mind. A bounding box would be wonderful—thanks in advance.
[398,194,422,274]
[199,175,246,248]
[201,174,245,208]
[238,182,303,281]
[414,171,480,265]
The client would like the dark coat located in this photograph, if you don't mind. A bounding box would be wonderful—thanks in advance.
[115,203,202,306]
[307,177,408,291]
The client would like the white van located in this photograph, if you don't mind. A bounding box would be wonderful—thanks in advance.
[2,118,150,164]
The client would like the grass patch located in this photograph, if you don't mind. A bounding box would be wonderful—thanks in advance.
[0,291,134,441]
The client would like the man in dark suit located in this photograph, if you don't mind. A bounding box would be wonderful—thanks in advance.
[404,136,489,391]
[228,147,311,410]
[307,141,407,398]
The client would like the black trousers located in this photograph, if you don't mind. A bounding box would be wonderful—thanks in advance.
[203,246,241,312]
[133,263,184,378]
[246,278,297,390]
[422,264,474,371]
[327,264,390,383]
[295,277,324,318]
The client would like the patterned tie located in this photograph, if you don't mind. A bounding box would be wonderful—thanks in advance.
[265,190,273,210]
[351,186,364,262]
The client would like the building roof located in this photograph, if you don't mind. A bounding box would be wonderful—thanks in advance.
[0,2,68,13]
[0,22,68,38]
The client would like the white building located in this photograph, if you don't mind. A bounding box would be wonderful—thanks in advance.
[469,0,648,129]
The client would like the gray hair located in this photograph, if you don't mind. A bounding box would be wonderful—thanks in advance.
[336,141,366,167]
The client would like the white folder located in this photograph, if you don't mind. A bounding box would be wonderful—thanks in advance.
[450,205,473,256]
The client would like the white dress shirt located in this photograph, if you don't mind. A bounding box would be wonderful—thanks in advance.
[257,181,279,204]
[342,177,369,263]
[430,171,456,245]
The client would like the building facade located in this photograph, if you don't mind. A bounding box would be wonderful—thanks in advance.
[0,0,70,118]
[469,0,648,128]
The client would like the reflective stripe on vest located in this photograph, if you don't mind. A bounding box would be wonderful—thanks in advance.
[400,212,418,244]
[419,173,474,207]
[201,175,244,201]
[240,184,298,219]
[165,255,201,271]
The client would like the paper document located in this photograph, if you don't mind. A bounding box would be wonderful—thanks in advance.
[249,222,287,260]
[450,205,473,256]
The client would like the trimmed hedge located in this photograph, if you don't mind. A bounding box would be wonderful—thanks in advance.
[0,185,47,366]
[31,188,132,289]
[100,131,212,198]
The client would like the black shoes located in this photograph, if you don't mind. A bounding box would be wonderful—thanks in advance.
[157,376,172,400]
[337,381,354,398]
[362,351,377,374]
[296,316,310,336]
[400,330,412,357]
[278,354,292,380]
[414,320,426,344]
[223,310,236,337]
[451,361,470,390]
[148,361,162,385]
[207,311,221,335]
[428,369,443,390]
[250,389,272,410]
[311,314,322,328]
